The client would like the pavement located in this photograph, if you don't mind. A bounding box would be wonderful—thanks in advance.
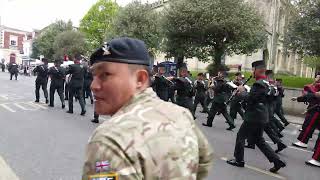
[0,71,319,180]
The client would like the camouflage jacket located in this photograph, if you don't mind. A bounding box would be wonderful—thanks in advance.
[82,88,213,180]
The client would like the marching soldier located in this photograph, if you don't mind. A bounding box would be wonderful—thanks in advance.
[202,70,235,130]
[292,73,320,149]
[229,72,245,121]
[66,54,86,116]
[33,58,49,103]
[291,72,320,167]
[8,61,19,80]
[82,37,213,179]
[83,65,94,105]
[153,64,172,101]
[168,71,176,103]
[193,73,208,113]
[171,64,195,118]
[227,60,286,173]
[48,60,66,108]
[275,79,290,126]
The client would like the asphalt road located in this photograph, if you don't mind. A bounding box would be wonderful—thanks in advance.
[0,71,319,180]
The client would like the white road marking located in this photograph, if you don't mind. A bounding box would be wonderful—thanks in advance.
[14,102,39,111]
[0,104,16,112]
[266,141,313,153]
[28,102,48,109]
[220,157,286,180]
[0,155,19,180]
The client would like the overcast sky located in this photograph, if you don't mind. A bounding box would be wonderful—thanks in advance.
[0,0,158,31]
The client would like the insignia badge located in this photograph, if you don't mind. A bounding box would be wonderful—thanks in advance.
[102,43,111,55]
[89,173,118,180]
[95,161,110,173]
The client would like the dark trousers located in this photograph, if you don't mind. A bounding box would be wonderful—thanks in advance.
[230,101,244,120]
[176,96,194,117]
[234,122,280,163]
[83,85,93,104]
[94,112,99,120]
[275,100,289,125]
[248,123,282,145]
[206,102,234,127]
[49,84,64,106]
[68,86,85,112]
[313,133,320,161]
[168,89,175,103]
[65,83,69,100]
[298,111,320,143]
[10,73,18,80]
[193,95,208,113]
[35,81,48,101]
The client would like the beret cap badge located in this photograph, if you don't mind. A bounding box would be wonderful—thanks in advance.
[102,42,111,56]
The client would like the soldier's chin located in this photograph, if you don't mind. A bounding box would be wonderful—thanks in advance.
[94,101,108,114]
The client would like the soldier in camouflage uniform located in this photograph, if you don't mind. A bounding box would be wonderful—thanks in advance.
[82,37,213,180]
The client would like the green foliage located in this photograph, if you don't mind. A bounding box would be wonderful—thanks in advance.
[163,0,267,64]
[206,63,230,76]
[53,31,86,60]
[31,20,73,61]
[285,0,320,56]
[108,1,163,56]
[303,56,320,70]
[79,0,119,50]
[229,71,313,88]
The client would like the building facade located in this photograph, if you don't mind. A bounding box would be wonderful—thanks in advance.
[0,25,36,65]
[150,0,313,77]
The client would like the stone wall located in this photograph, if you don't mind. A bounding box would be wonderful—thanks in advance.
[282,88,308,117]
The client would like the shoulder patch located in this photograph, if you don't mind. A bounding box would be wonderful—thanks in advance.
[89,173,118,180]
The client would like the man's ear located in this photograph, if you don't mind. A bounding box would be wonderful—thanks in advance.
[136,70,149,88]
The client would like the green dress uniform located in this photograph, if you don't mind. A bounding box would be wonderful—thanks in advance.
[193,79,208,113]
[203,79,235,130]
[33,64,49,103]
[174,77,195,117]
[227,60,286,173]
[48,65,65,108]
[229,79,245,120]
[154,75,172,101]
[66,63,86,115]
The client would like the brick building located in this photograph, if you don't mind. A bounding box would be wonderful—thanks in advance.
[0,25,36,65]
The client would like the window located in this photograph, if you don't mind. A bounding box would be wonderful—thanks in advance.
[10,40,16,46]
[10,35,18,46]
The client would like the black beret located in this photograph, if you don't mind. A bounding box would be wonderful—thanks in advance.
[316,72,320,77]
[265,70,273,75]
[42,58,48,62]
[179,63,188,69]
[197,72,204,76]
[252,60,265,68]
[90,37,150,66]
[158,63,165,68]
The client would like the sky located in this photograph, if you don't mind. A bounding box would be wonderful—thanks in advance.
[0,0,158,31]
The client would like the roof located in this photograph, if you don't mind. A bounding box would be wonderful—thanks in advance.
[0,25,31,33]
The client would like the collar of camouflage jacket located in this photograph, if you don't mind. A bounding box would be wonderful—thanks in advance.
[112,88,158,117]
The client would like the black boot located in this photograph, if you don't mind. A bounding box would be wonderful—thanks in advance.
[91,119,99,123]
[270,160,286,173]
[227,159,245,167]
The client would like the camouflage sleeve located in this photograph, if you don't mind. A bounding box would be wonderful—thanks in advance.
[194,125,214,179]
[82,140,141,180]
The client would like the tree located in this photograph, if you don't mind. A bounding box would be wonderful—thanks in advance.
[303,56,320,72]
[79,0,119,50]
[108,1,163,56]
[31,20,73,60]
[285,0,320,56]
[53,31,86,60]
[163,0,267,68]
